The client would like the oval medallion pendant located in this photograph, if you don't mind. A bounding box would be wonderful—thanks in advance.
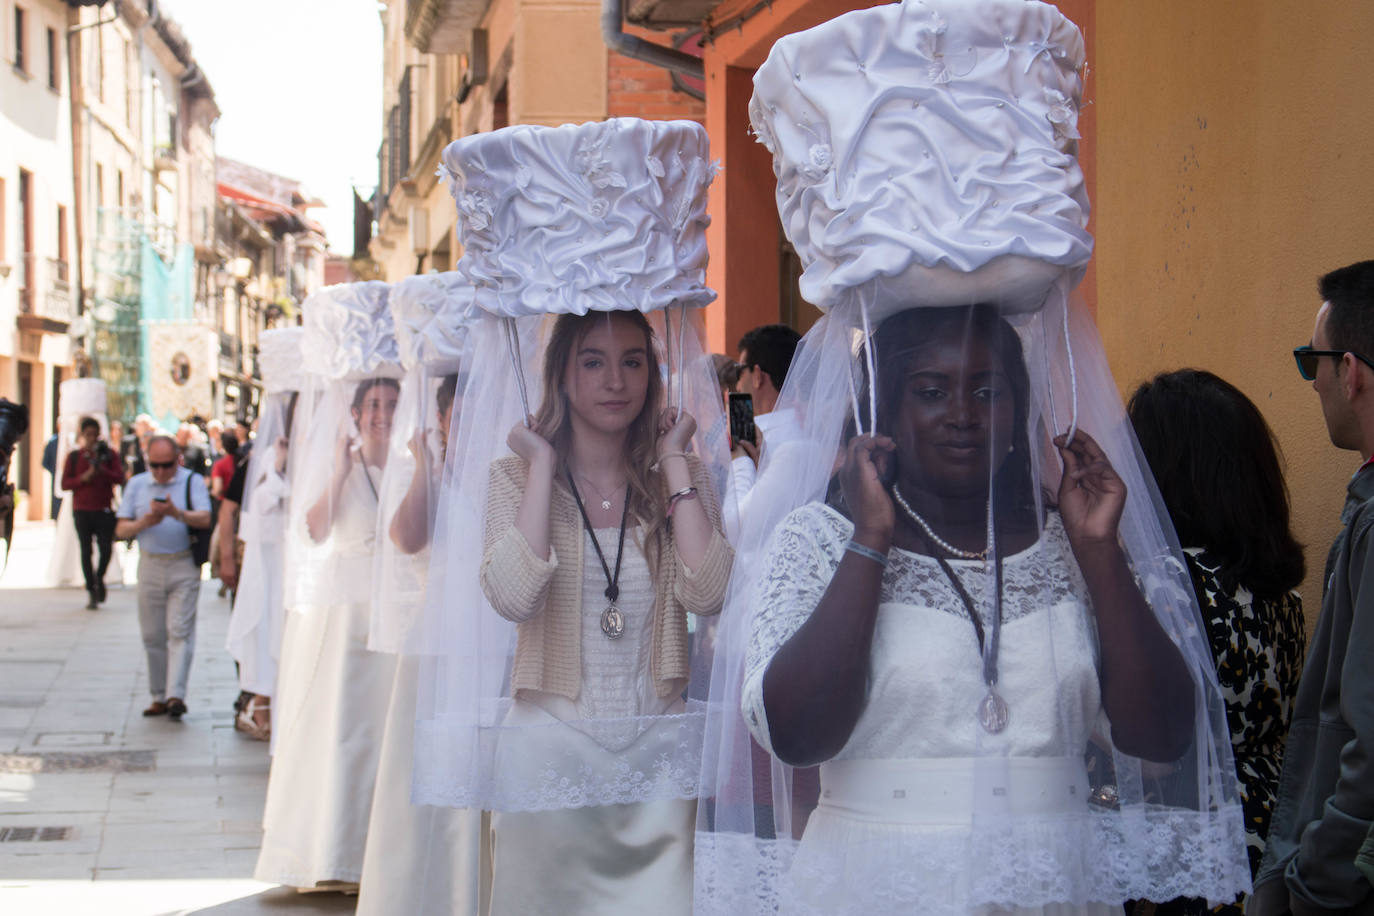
[978,691,1009,734]
[600,604,625,640]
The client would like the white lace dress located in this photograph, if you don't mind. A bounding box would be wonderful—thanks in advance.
[742,502,1118,916]
[255,461,399,887]
[488,528,695,916]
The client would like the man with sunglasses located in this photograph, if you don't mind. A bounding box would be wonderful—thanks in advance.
[115,435,212,722]
[1254,260,1374,916]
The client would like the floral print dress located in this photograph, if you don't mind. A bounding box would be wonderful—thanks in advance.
[1152,548,1306,916]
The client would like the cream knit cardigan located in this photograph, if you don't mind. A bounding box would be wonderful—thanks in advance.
[480,453,732,701]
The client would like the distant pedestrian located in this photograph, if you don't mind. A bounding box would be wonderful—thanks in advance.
[122,414,154,480]
[115,435,211,721]
[61,417,124,609]
[41,432,60,519]
[209,432,239,504]
[209,431,240,596]
[176,423,210,477]
[234,418,253,457]
[205,419,225,464]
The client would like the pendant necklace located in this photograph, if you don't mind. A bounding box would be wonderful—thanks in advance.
[566,465,631,640]
[575,472,619,511]
[893,486,1007,734]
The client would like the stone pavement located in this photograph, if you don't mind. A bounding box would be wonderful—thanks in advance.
[0,521,354,915]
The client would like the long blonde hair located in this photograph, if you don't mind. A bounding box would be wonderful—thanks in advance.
[532,311,667,568]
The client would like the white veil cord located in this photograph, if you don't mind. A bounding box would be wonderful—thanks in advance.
[281,281,402,617]
[227,326,304,697]
[412,118,735,812]
[693,2,1249,913]
[369,271,476,654]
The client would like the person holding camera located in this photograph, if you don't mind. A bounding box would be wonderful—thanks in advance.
[62,416,125,609]
[115,435,211,721]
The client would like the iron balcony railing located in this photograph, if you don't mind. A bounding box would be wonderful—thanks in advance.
[17,253,74,324]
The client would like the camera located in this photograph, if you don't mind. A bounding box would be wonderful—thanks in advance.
[0,398,30,490]
[0,398,31,565]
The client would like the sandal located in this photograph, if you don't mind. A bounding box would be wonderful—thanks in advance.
[236,696,271,741]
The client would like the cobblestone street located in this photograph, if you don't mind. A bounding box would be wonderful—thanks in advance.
[0,522,353,915]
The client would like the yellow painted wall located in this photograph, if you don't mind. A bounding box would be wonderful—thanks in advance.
[1093,2,1374,617]
[512,0,608,126]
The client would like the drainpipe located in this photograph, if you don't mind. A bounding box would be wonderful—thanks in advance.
[600,0,703,81]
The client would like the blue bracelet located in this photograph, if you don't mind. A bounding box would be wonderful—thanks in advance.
[844,539,888,568]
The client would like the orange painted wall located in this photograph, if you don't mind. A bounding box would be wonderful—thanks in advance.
[1092,3,1374,616]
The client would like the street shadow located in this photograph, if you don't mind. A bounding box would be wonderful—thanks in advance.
[170,886,357,914]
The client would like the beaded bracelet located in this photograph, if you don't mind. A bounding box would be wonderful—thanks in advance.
[666,485,698,517]
[844,539,889,568]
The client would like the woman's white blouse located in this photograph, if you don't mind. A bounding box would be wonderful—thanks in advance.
[741,502,1104,761]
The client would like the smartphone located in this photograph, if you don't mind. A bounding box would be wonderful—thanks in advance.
[728,392,756,446]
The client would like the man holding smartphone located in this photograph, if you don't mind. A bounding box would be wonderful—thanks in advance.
[116,435,212,721]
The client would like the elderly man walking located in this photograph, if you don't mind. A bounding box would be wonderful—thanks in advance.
[115,435,211,720]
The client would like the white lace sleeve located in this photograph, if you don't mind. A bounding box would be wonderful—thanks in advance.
[741,503,852,756]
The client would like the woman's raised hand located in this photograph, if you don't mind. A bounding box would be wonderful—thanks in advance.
[408,428,430,462]
[840,433,895,547]
[1054,429,1126,549]
[657,408,697,458]
[333,432,356,478]
[507,420,556,474]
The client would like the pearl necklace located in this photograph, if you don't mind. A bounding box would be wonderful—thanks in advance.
[891,485,987,560]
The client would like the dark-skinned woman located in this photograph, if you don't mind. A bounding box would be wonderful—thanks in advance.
[692,1,1250,913]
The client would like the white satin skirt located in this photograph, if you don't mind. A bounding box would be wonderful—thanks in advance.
[253,597,397,887]
[226,540,283,697]
[356,656,489,916]
[783,757,1122,916]
[489,796,694,916]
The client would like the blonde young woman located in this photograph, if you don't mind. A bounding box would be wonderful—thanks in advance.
[479,307,732,914]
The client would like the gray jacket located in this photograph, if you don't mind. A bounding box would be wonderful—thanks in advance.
[1252,464,1374,915]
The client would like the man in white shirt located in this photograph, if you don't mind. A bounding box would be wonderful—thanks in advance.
[727,324,802,531]
[115,435,211,720]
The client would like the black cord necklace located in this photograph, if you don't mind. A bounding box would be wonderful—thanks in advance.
[565,465,631,640]
[926,531,1008,735]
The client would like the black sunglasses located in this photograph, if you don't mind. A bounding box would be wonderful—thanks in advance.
[148,460,176,470]
[1293,345,1374,381]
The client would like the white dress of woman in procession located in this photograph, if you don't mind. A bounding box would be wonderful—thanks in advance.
[693,1,1252,913]
[255,281,402,890]
[411,118,736,915]
[224,326,305,739]
[356,271,488,916]
[44,378,123,590]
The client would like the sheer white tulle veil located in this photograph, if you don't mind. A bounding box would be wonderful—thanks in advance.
[411,118,737,813]
[692,1,1250,913]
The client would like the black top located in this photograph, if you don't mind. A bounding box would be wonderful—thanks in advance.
[224,455,249,506]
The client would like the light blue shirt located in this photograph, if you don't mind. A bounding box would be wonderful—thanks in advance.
[117,467,210,555]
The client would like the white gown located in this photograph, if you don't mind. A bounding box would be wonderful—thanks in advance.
[742,503,1119,916]
[254,461,398,887]
[488,529,695,916]
[44,492,124,589]
[226,468,289,697]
